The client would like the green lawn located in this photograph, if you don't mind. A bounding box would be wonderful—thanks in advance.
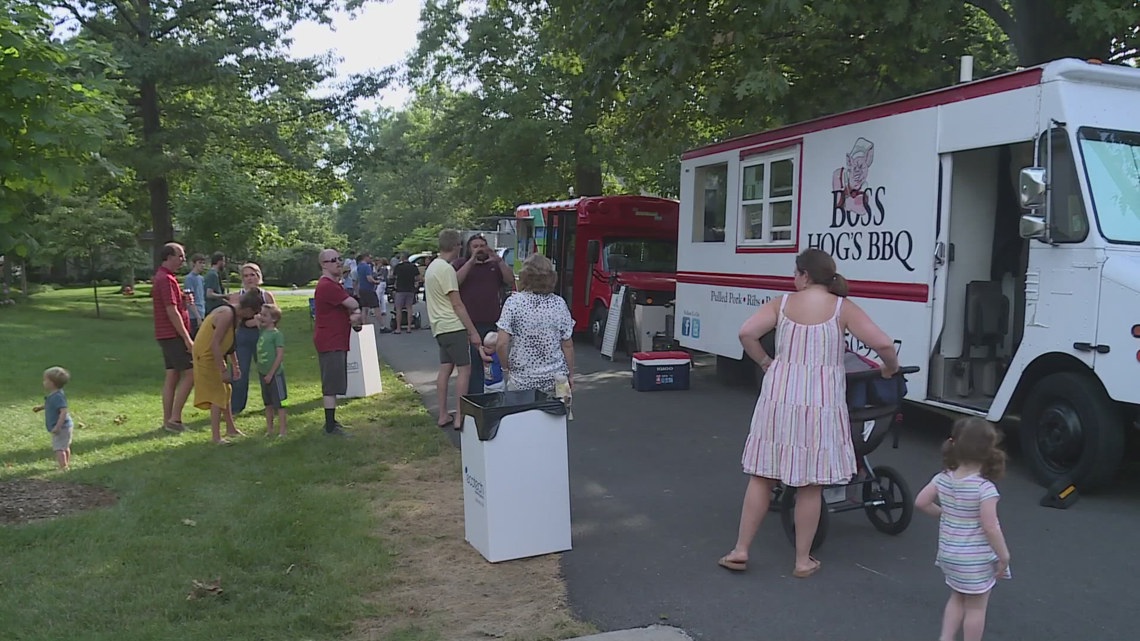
[0,287,445,641]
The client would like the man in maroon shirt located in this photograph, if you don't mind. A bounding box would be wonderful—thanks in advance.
[452,234,516,394]
[153,242,195,433]
[314,248,363,436]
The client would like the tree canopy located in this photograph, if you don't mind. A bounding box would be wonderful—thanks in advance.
[3,0,1138,279]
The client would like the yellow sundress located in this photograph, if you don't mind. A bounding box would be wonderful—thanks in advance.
[193,304,237,410]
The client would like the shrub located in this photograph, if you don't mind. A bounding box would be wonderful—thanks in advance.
[258,243,322,287]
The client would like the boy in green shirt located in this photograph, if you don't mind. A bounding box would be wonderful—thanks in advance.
[256,303,288,436]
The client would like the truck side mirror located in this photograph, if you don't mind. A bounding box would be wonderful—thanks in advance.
[587,240,600,265]
[1019,214,1047,239]
[1018,167,1047,209]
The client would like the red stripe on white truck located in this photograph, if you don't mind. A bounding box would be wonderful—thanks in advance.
[676,271,929,303]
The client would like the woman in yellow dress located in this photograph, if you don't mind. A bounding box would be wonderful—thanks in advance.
[193,288,266,444]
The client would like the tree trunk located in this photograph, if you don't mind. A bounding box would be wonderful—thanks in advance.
[1009,0,1114,66]
[574,161,604,198]
[571,100,604,197]
[139,77,173,268]
[1,257,10,300]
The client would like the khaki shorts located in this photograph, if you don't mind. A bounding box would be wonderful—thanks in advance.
[436,330,471,366]
[52,426,73,451]
[318,351,348,396]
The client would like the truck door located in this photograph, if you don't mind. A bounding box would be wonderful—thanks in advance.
[1018,125,1101,372]
[545,211,577,304]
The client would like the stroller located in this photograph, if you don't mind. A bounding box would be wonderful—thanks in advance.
[769,353,920,552]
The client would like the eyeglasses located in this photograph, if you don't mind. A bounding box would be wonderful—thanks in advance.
[322,257,341,263]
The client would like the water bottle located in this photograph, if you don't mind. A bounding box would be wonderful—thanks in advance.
[553,373,573,420]
[553,373,570,400]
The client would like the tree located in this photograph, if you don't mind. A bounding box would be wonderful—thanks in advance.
[550,0,1136,196]
[267,203,347,252]
[174,154,274,260]
[53,0,376,266]
[396,224,443,254]
[0,2,123,259]
[36,193,148,317]
[965,0,1139,65]
[340,103,476,256]
[410,0,604,204]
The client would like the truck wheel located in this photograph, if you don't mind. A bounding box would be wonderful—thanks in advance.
[590,306,607,351]
[1020,372,1125,491]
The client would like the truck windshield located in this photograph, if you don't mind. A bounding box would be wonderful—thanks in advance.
[603,238,677,273]
[1079,127,1140,244]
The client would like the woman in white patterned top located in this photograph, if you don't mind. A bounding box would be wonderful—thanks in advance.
[495,254,575,394]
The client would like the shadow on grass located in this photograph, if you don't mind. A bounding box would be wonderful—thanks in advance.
[0,374,447,641]
[0,428,171,468]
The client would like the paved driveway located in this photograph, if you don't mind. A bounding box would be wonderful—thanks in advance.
[372,319,1140,641]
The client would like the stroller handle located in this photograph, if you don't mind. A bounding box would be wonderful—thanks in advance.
[845,365,920,382]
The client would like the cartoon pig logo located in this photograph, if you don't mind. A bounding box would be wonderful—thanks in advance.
[832,137,875,218]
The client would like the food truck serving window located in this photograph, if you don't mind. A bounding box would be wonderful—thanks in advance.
[739,148,798,247]
[693,164,728,243]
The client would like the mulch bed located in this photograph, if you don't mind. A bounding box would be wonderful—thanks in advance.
[0,479,118,525]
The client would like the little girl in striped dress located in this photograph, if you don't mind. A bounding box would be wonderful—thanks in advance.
[916,417,1012,641]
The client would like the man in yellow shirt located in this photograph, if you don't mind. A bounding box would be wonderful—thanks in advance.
[425,229,484,429]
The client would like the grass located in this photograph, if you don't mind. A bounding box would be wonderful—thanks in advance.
[0,286,448,641]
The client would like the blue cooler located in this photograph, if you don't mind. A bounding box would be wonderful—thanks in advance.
[632,351,691,392]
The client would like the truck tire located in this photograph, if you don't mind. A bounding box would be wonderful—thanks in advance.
[1019,372,1125,491]
[590,306,607,351]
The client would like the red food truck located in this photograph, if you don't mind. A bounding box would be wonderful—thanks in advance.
[514,195,680,351]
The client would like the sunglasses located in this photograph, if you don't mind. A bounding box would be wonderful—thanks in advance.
[322,257,341,263]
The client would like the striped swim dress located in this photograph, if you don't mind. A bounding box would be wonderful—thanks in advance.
[740,295,855,487]
[933,471,1011,594]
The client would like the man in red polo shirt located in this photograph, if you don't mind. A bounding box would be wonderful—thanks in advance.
[314,248,362,436]
[153,242,195,433]
[452,234,516,394]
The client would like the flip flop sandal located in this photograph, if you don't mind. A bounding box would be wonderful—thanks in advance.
[793,557,822,578]
[718,556,747,572]
[214,438,233,446]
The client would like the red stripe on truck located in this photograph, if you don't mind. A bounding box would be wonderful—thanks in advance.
[675,271,929,303]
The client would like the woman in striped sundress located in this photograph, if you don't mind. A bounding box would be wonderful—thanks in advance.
[718,249,899,578]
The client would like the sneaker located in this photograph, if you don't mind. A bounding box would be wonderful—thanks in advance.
[325,424,351,437]
[163,421,185,434]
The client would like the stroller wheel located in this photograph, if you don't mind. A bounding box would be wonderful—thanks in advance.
[778,486,830,552]
[862,465,913,535]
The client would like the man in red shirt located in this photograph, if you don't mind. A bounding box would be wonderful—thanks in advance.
[452,234,516,394]
[314,248,362,436]
[153,242,195,433]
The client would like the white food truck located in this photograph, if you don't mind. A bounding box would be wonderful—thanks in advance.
[675,58,1140,490]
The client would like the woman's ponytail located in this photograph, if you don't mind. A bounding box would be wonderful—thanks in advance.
[796,249,847,297]
[828,273,849,297]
